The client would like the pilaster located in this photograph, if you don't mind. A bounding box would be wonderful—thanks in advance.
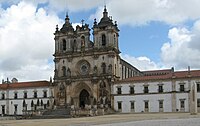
[171,79,177,112]
[190,81,197,114]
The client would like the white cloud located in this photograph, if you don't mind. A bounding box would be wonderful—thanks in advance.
[92,0,200,26]
[47,0,102,12]
[0,0,103,13]
[121,54,161,71]
[2,0,200,26]
[0,1,63,81]
[161,20,200,69]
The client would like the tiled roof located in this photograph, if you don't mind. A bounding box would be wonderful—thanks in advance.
[116,70,200,84]
[0,81,50,90]
[142,69,172,76]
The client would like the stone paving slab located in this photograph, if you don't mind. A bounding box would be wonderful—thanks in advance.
[94,118,200,126]
[0,113,200,126]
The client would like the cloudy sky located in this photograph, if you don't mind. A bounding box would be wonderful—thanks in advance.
[1,0,200,82]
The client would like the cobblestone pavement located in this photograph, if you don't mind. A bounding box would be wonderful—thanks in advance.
[1,113,200,126]
[93,118,200,126]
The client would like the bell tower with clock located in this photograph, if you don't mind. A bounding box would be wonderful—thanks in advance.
[53,7,121,109]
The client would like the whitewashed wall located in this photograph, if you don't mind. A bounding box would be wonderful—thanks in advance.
[112,79,200,113]
[113,81,172,95]
[0,87,51,115]
[114,94,172,113]
[176,93,189,112]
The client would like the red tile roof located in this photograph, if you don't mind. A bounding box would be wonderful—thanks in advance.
[142,69,172,76]
[0,81,50,90]
[116,70,200,84]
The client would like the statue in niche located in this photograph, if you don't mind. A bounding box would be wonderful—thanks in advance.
[93,66,98,74]
[100,97,104,104]
[67,68,71,77]
[99,80,107,97]
[72,40,77,52]
[108,64,112,73]
[93,98,97,105]
[59,83,65,98]
[81,36,86,52]
[100,80,106,89]
[105,97,109,104]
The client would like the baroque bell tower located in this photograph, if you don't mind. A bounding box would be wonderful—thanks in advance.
[53,7,121,109]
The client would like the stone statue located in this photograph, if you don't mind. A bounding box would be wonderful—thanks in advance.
[59,83,65,98]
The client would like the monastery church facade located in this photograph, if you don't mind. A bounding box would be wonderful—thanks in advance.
[53,7,140,109]
[0,7,200,116]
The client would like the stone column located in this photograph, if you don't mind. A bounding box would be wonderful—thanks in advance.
[190,82,197,115]
[171,79,177,112]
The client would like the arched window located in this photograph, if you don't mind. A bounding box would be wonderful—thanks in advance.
[102,34,106,46]
[62,66,66,76]
[81,36,85,47]
[102,63,106,74]
[62,39,66,51]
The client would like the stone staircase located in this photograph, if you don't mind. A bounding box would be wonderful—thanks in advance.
[33,107,71,119]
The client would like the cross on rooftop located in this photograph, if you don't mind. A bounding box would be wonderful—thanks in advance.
[81,19,84,26]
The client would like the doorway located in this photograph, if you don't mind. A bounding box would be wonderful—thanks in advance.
[79,89,89,108]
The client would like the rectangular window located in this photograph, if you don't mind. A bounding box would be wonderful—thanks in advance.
[24,92,27,99]
[1,105,5,115]
[198,99,200,107]
[158,85,163,93]
[180,84,185,92]
[43,91,47,98]
[180,100,185,108]
[159,100,163,108]
[130,86,134,94]
[118,102,122,110]
[144,101,149,109]
[14,105,18,115]
[117,87,122,94]
[144,86,149,93]
[1,93,5,100]
[130,101,134,110]
[14,93,18,99]
[34,92,37,98]
[197,83,200,92]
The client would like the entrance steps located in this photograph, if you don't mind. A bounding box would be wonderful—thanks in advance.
[33,107,71,119]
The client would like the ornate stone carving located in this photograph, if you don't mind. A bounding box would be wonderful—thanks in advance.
[108,64,112,74]
[93,65,98,74]
[77,60,90,75]
[93,54,99,59]
[67,68,71,77]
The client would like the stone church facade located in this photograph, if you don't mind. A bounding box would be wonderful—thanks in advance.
[1,7,200,117]
[53,7,140,109]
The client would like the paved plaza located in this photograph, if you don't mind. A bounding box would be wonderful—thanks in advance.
[94,118,200,126]
[1,113,200,126]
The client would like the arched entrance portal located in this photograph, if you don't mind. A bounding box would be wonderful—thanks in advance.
[79,89,89,108]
